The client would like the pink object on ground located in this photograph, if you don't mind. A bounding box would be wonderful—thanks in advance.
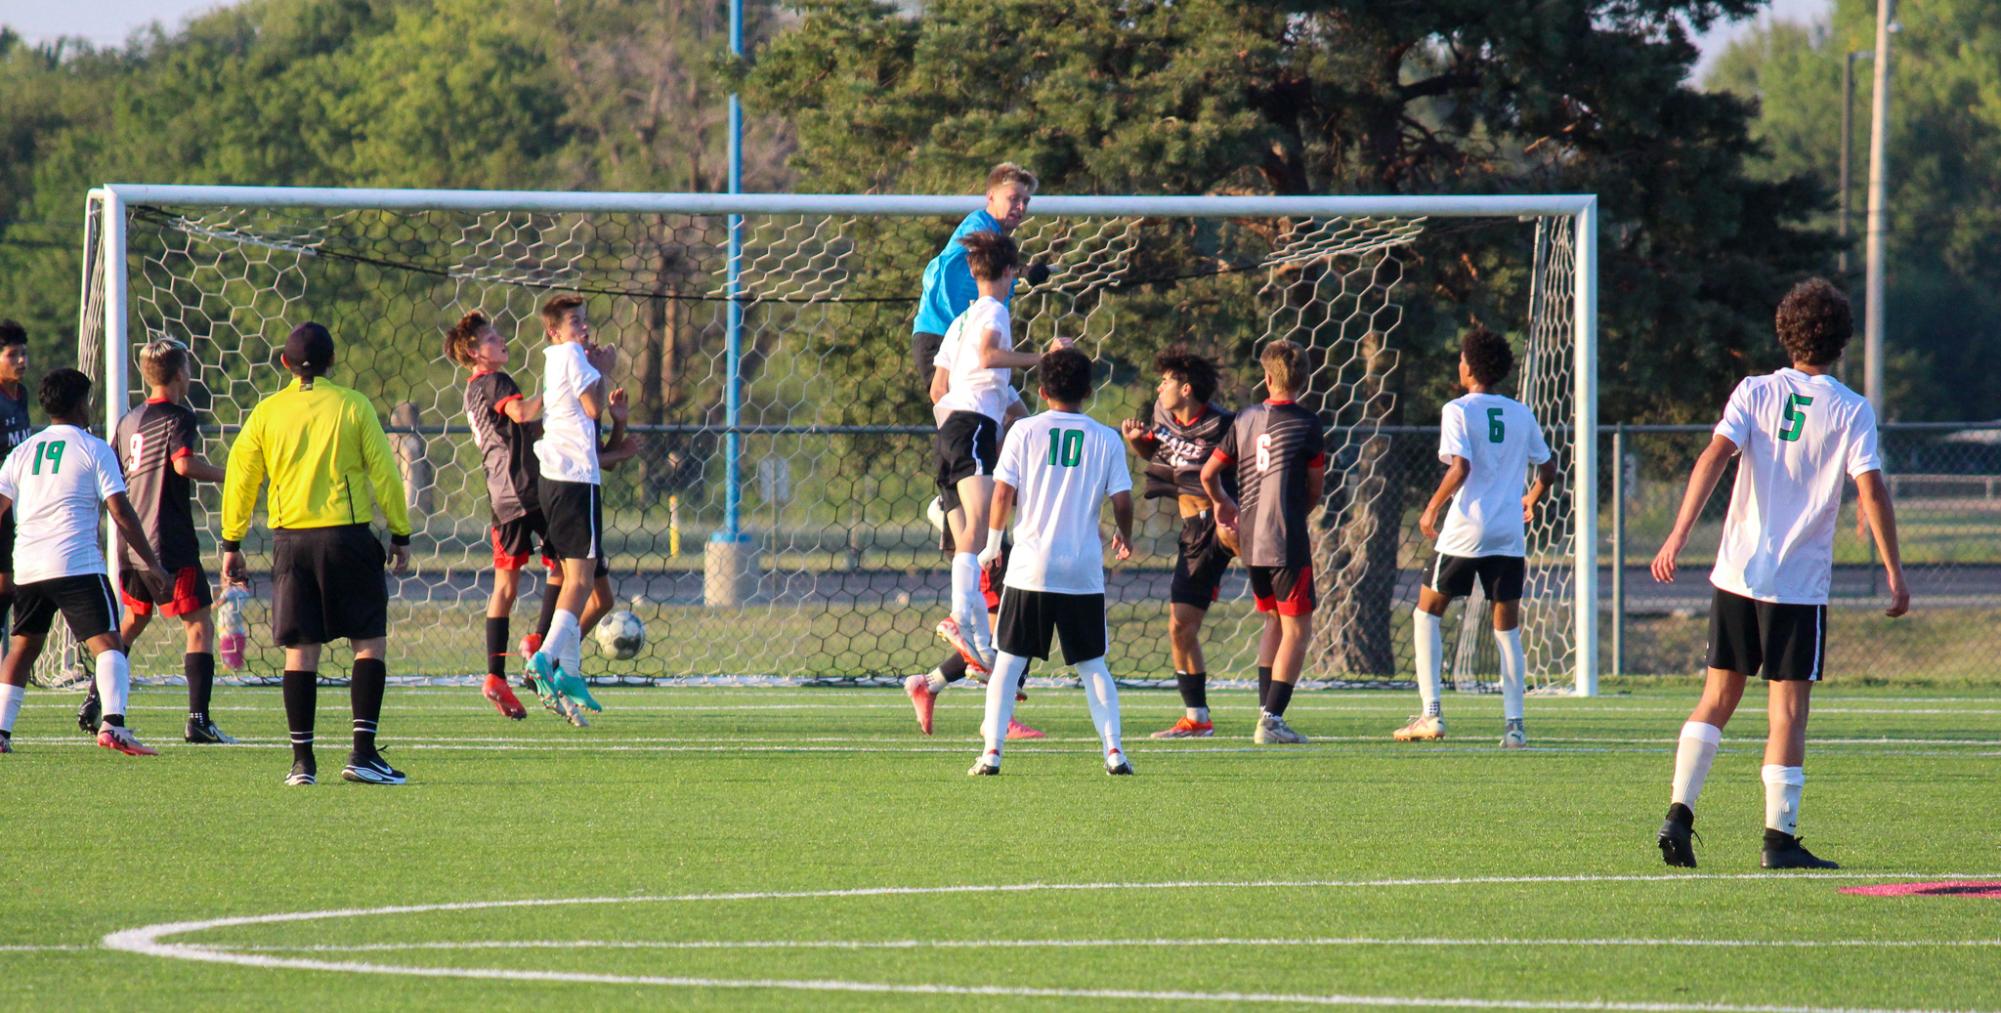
[1839,881,2001,898]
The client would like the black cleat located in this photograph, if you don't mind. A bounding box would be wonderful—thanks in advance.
[967,759,1000,776]
[1762,833,1838,869]
[341,749,407,785]
[285,757,317,786]
[1658,803,1698,868]
[77,689,101,736]
[1105,750,1134,776]
[184,716,237,744]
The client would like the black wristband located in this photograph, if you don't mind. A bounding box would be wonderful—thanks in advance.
[220,539,242,552]
[389,533,412,547]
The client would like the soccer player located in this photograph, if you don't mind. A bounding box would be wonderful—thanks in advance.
[523,294,628,724]
[0,320,34,640]
[1399,328,1556,747]
[221,322,413,786]
[0,369,174,756]
[77,340,238,744]
[1201,339,1325,745]
[910,163,1037,390]
[928,232,1066,676]
[1651,278,1908,870]
[1120,346,1236,738]
[969,347,1134,776]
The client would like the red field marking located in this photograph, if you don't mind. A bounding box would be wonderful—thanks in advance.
[1840,881,2001,898]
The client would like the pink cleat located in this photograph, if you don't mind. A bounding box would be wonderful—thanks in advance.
[934,617,991,679]
[1005,718,1045,740]
[97,726,158,756]
[903,675,937,735]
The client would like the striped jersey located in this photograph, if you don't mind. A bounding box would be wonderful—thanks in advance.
[1140,402,1235,500]
[464,370,540,523]
[1213,400,1326,568]
[114,398,203,571]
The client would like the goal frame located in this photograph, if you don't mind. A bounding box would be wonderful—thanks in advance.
[83,184,1599,695]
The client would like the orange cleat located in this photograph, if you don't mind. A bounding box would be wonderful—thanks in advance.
[1004,718,1045,740]
[1150,716,1214,739]
[483,674,527,721]
[97,725,158,756]
[934,617,991,679]
[903,674,937,735]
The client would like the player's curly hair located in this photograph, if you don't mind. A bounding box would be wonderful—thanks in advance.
[1774,277,1851,366]
[960,231,1020,283]
[139,338,190,388]
[1259,340,1309,396]
[445,311,490,367]
[1460,327,1514,387]
[1156,345,1219,404]
[1039,347,1093,404]
[39,367,91,420]
[986,162,1038,194]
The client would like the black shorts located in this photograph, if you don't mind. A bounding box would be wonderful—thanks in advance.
[1427,552,1527,602]
[995,587,1109,665]
[934,411,1000,495]
[1170,511,1235,609]
[539,478,605,566]
[490,511,547,571]
[12,574,119,641]
[1248,565,1316,616]
[273,525,389,647]
[0,508,13,573]
[912,331,945,383]
[1707,588,1826,682]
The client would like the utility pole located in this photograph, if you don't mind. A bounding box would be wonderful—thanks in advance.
[1839,49,1871,388]
[1863,0,1894,418]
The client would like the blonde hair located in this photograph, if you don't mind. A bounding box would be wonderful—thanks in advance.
[1260,340,1308,396]
[139,338,190,388]
[986,162,1038,194]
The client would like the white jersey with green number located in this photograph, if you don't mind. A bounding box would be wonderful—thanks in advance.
[993,410,1131,595]
[1434,392,1551,558]
[1709,369,1880,605]
[0,424,126,583]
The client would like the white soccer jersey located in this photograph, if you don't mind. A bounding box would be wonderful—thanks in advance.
[1710,369,1880,605]
[932,297,1015,426]
[534,342,602,485]
[0,425,127,583]
[994,411,1132,595]
[1435,393,1552,558]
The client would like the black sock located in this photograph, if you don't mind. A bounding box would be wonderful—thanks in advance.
[186,652,215,720]
[1264,679,1295,718]
[1257,665,1273,709]
[351,658,386,754]
[282,669,317,763]
[1175,671,1207,710]
[485,617,509,678]
[939,653,968,684]
[104,713,125,727]
[535,586,561,640]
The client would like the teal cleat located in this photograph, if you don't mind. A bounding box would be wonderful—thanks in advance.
[526,652,567,718]
[553,665,602,714]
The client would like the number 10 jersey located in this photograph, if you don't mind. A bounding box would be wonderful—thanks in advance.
[993,410,1132,595]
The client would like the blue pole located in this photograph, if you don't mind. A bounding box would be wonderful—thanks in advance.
[722,0,745,541]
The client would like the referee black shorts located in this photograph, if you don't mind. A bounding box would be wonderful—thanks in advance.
[272,524,389,647]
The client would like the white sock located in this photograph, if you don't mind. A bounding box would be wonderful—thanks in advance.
[980,651,1029,760]
[1670,721,1723,809]
[1494,626,1526,722]
[95,650,131,720]
[1412,609,1443,717]
[544,610,583,673]
[951,553,988,650]
[1077,656,1122,759]
[1188,706,1210,722]
[0,683,22,734]
[1762,764,1805,836]
[924,668,949,693]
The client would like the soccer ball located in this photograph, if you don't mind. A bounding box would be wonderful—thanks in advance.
[595,611,646,660]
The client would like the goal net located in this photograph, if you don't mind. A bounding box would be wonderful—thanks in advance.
[66,187,1596,694]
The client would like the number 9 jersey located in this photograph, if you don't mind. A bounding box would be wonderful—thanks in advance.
[1435,393,1552,559]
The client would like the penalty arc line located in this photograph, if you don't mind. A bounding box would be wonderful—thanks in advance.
[225,935,2001,953]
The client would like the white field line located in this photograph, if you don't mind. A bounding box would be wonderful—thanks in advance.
[102,876,2001,1013]
[225,935,2001,954]
[0,944,94,952]
[22,732,2001,748]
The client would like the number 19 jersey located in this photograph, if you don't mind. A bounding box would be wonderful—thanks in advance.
[0,424,127,583]
[993,411,1132,595]
[1711,368,1880,605]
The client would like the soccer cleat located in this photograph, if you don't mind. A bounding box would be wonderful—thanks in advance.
[1253,713,1308,745]
[934,617,991,679]
[285,757,317,786]
[968,754,1001,776]
[1004,718,1045,740]
[903,675,937,735]
[1105,750,1134,776]
[1761,833,1838,870]
[77,689,101,736]
[184,716,237,744]
[341,749,407,785]
[1393,714,1447,741]
[518,632,544,663]
[548,664,602,715]
[1500,725,1528,749]
[1658,803,1698,868]
[97,725,158,756]
[483,674,527,721]
[526,652,569,717]
[1150,716,1214,739]
[0,732,12,754]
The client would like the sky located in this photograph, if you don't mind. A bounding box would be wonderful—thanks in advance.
[6,0,1831,83]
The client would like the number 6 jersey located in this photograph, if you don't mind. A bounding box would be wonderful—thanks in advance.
[1711,368,1880,605]
[992,410,1132,595]
[1436,392,1552,559]
[0,424,127,583]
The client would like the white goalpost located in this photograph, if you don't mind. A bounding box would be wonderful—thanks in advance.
[71,185,1597,695]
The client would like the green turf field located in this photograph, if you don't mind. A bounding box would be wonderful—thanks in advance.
[3,682,1998,1010]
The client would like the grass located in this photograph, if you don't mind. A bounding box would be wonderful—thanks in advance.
[3,681,2000,1010]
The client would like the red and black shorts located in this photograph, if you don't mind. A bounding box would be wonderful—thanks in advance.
[490,511,548,572]
[1248,564,1316,617]
[120,564,214,618]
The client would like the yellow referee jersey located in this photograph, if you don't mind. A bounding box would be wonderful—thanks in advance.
[220,377,413,547]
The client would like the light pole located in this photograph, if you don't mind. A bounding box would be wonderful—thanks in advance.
[1838,50,1872,283]
[1863,0,1895,417]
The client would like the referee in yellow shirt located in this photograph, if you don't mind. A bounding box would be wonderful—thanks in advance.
[221,322,413,787]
